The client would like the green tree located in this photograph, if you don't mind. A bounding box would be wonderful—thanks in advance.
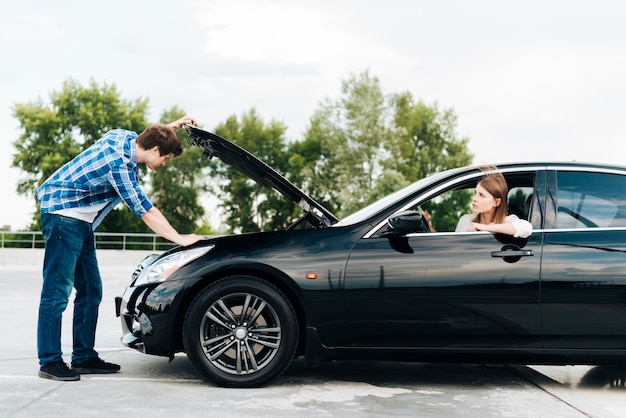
[390,92,474,231]
[296,71,395,216]
[298,71,474,219]
[210,109,294,233]
[13,79,147,194]
[149,107,207,234]
[10,78,207,233]
[12,79,148,230]
[390,92,473,181]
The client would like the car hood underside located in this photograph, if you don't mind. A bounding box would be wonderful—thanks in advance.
[185,125,338,228]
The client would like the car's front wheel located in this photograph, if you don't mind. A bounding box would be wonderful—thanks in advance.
[183,276,298,387]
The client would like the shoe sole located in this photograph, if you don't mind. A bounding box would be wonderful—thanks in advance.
[38,370,81,381]
[71,367,120,374]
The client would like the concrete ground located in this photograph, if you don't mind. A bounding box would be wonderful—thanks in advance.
[1,253,625,417]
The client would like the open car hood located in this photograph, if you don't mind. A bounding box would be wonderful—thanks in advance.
[186,125,338,228]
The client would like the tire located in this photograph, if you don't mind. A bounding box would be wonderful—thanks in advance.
[183,276,298,387]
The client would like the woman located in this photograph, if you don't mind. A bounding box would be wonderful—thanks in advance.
[455,166,532,238]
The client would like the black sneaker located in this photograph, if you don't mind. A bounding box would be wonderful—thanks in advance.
[39,360,81,381]
[71,357,120,374]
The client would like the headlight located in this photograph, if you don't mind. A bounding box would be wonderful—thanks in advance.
[134,245,214,286]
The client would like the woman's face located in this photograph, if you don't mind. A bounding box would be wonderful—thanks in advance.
[471,182,501,216]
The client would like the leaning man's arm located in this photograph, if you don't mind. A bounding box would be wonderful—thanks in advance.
[141,207,204,247]
[109,161,203,247]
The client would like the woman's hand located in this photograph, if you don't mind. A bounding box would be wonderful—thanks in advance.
[469,221,518,236]
[468,222,484,232]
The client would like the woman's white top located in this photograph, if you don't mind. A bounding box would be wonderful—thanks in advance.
[455,213,533,238]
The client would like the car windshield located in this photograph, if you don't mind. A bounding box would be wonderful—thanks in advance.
[337,170,454,226]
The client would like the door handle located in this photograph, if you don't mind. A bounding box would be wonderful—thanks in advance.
[491,249,534,257]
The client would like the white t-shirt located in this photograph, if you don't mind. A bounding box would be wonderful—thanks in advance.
[52,202,108,223]
[455,213,533,238]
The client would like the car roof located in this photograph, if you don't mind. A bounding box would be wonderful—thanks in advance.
[482,161,626,172]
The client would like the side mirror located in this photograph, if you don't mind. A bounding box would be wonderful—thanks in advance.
[387,210,428,235]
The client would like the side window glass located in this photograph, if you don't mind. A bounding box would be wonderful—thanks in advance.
[556,172,626,228]
[418,188,473,232]
[508,187,533,221]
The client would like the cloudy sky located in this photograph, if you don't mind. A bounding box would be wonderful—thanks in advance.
[2,0,625,230]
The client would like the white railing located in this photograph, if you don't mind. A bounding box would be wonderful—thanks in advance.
[0,231,177,251]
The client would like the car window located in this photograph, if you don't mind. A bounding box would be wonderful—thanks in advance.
[414,173,536,233]
[418,188,473,232]
[339,171,450,226]
[508,187,533,221]
[556,172,626,228]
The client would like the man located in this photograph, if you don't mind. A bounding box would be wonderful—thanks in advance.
[36,116,204,381]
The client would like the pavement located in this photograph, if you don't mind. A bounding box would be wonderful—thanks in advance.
[1,256,625,417]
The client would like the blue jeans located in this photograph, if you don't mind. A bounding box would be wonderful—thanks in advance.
[38,212,102,366]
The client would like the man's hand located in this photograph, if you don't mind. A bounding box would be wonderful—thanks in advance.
[142,207,206,247]
[179,234,205,247]
[167,116,199,130]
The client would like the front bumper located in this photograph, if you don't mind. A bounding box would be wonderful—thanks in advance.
[115,287,149,353]
[115,245,220,357]
[115,274,196,358]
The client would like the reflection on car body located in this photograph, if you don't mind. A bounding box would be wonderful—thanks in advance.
[115,126,626,387]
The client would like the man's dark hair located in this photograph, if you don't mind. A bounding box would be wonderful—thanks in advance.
[136,124,184,157]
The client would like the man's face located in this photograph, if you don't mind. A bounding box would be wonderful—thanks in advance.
[146,146,174,169]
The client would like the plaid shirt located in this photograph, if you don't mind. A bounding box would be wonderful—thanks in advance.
[37,129,153,228]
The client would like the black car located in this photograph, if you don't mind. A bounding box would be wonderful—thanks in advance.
[116,125,626,387]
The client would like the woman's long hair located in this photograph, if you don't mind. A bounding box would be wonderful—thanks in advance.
[472,165,508,224]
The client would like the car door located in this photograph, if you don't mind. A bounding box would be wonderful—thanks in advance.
[343,169,544,349]
[540,168,626,349]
